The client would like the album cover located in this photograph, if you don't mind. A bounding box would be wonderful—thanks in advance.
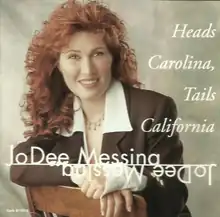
[0,1,219,217]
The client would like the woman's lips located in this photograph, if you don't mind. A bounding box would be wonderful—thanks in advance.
[78,78,99,88]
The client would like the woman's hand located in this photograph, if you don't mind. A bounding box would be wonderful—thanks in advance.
[79,165,133,216]
[80,165,106,199]
[100,189,133,217]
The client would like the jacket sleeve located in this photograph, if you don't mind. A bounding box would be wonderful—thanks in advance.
[142,96,188,217]
[10,135,75,187]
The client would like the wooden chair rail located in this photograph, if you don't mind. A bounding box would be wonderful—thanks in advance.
[26,186,147,217]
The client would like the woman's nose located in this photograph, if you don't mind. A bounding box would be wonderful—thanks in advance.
[81,57,94,75]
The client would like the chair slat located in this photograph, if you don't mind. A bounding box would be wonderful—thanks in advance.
[26,186,147,217]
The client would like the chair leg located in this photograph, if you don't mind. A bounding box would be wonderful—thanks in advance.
[25,187,38,217]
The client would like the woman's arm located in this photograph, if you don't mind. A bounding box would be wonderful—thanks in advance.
[143,96,188,217]
[10,135,75,187]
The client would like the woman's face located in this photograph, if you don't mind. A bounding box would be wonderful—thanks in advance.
[58,31,113,101]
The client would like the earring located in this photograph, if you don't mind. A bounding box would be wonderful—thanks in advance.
[73,95,81,112]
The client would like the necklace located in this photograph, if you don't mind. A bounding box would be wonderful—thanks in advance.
[85,114,104,131]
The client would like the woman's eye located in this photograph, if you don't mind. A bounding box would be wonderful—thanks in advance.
[69,54,81,60]
[94,51,104,57]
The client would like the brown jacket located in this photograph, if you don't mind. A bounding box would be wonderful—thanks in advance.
[10,84,189,217]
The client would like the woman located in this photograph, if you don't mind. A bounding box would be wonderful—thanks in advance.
[10,1,190,217]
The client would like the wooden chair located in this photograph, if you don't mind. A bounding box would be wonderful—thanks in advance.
[25,186,147,217]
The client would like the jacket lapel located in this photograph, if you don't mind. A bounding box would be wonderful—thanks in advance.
[57,132,85,163]
[101,132,126,157]
[101,83,131,159]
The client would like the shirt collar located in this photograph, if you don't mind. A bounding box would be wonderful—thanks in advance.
[57,79,133,137]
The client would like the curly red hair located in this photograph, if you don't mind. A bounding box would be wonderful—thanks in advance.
[21,0,141,138]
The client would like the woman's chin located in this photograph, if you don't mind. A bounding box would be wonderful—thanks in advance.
[77,92,103,102]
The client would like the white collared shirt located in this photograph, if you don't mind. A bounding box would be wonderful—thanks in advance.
[57,80,147,196]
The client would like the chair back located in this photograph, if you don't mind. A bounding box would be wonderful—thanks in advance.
[25,186,147,217]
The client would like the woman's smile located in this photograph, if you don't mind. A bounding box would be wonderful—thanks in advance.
[78,78,99,88]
